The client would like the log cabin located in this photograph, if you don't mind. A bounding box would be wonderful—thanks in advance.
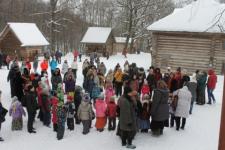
[147,0,225,74]
[0,23,49,61]
[81,27,115,56]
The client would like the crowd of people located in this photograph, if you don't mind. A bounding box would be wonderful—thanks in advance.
[0,53,218,149]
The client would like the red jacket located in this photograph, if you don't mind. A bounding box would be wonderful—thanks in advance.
[106,101,117,118]
[207,70,217,89]
[40,60,48,71]
[141,84,150,95]
[36,86,43,106]
[51,96,58,124]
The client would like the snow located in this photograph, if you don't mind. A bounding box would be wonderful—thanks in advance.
[115,37,132,43]
[81,27,112,44]
[4,23,49,47]
[148,0,225,33]
[0,52,223,150]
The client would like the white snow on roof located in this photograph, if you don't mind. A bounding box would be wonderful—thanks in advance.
[81,27,112,44]
[7,23,49,46]
[148,0,225,33]
[115,37,132,43]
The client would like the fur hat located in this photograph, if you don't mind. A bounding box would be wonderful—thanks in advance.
[12,96,18,102]
[83,93,90,102]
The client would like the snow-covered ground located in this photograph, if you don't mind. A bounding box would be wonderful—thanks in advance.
[0,52,223,150]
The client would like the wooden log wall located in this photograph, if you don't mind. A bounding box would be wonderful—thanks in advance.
[215,40,225,74]
[153,33,213,74]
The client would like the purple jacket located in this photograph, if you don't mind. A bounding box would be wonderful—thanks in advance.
[9,101,26,119]
[64,79,75,93]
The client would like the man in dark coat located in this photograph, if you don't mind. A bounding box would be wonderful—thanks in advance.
[25,85,38,133]
[51,69,62,91]
[118,86,137,149]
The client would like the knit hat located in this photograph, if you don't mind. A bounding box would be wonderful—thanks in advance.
[12,96,18,102]
[98,92,104,100]
[83,93,90,102]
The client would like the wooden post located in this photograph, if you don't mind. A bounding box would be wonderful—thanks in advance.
[219,72,225,150]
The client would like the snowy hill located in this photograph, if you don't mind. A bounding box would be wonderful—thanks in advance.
[0,52,223,150]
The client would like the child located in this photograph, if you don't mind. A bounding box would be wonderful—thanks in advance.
[139,95,151,133]
[51,92,59,132]
[141,80,150,100]
[64,74,75,98]
[95,93,107,132]
[105,84,115,104]
[74,86,83,124]
[57,104,67,140]
[57,83,64,104]
[9,96,26,131]
[106,96,117,131]
[65,95,75,131]
[77,93,93,135]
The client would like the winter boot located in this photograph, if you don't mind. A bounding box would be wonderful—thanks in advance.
[126,144,136,149]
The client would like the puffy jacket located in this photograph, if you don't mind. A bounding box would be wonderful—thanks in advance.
[40,60,48,71]
[50,59,57,71]
[207,70,217,89]
[105,87,115,104]
[95,99,107,117]
[114,71,123,82]
[51,96,58,124]
[174,86,192,118]
[9,100,26,119]
[106,101,117,118]
[77,101,92,120]
[141,84,150,95]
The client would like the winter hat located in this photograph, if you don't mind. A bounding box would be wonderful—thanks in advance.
[123,86,132,96]
[67,95,73,101]
[98,92,104,100]
[83,93,90,102]
[12,96,18,103]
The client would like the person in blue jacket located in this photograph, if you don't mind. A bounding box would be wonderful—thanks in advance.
[50,57,58,75]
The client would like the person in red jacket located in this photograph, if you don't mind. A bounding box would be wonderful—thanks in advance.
[207,69,217,104]
[141,80,150,100]
[40,59,49,75]
[106,96,117,131]
[51,92,59,132]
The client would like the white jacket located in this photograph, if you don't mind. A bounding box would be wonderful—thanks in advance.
[174,86,192,118]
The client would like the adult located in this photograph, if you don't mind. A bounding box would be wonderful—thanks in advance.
[50,57,58,75]
[24,85,38,133]
[61,60,69,75]
[118,86,137,149]
[33,55,38,73]
[71,59,78,79]
[55,50,62,64]
[196,71,207,105]
[5,55,11,70]
[40,59,49,76]
[51,68,62,92]
[150,80,169,135]
[73,49,79,61]
[98,62,107,75]
[146,68,156,97]
[174,85,192,131]
[114,68,123,97]
[207,69,217,104]
[187,74,197,114]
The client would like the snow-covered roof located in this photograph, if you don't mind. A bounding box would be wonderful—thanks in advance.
[81,27,112,44]
[148,0,225,33]
[115,37,132,43]
[0,22,49,46]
